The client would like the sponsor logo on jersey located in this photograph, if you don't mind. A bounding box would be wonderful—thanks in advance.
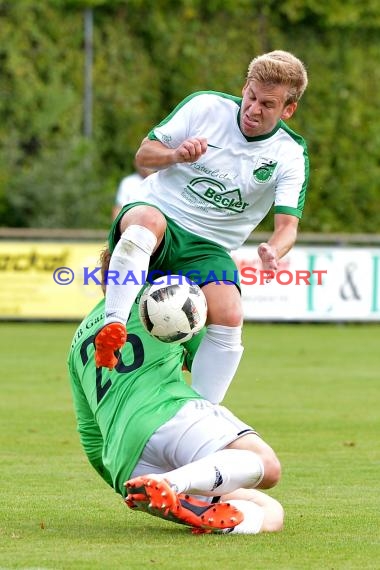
[186,177,249,213]
[253,157,278,183]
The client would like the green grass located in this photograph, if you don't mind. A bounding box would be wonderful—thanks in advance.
[1,322,379,569]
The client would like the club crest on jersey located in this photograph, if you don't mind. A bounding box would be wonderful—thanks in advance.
[186,177,249,213]
[253,158,277,183]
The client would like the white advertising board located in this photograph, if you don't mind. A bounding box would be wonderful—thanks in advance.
[232,245,380,321]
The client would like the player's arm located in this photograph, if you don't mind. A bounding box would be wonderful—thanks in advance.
[258,214,299,273]
[135,136,207,170]
[68,364,113,488]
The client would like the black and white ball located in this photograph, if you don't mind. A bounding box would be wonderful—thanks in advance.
[139,277,207,343]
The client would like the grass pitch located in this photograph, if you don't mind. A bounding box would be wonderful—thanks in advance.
[0,322,379,569]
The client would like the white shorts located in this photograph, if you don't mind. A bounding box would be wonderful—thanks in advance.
[131,399,256,479]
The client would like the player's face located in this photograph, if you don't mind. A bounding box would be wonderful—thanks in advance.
[240,81,297,137]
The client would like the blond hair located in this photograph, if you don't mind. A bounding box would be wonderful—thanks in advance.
[247,50,308,104]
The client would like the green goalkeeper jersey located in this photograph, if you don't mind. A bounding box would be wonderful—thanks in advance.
[67,296,203,496]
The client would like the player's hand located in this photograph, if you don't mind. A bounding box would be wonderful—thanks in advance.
[258,242,278,281]
[174,137,208,163]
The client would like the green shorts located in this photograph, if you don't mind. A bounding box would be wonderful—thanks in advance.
[109,202,240,288]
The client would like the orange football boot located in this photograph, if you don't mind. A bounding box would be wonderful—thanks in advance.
[94,322,127,369]
[125,475,243,533]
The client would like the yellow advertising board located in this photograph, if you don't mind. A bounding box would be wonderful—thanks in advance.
[0,241,104,319]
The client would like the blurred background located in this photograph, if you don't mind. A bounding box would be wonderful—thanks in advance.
[1,0,380,320]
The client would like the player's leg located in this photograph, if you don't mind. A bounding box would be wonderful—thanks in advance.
[127,401,280,494]
[126,477,244,532]
[95,204,165,369]
[224,429,281,489]
[219,488,284,534]
[176,240,244,405]
[191,282,244,403]
[104,204,165,323]
[138,433,280,497]
[126,468,283,535]
[127,479,283,534]
[125,400,280,531]
[124,399,249,532]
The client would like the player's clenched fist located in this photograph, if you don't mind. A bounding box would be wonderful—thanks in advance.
[174,137,208,163]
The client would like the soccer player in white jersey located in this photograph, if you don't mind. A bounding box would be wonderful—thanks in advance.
[94,50,309,405]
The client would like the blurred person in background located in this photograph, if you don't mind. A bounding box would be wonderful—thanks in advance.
[112,161,154,220]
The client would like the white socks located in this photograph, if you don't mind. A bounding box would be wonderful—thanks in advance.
[191,324,244,404]
[221,499,265,534]
[163,449,263,496]
[163,449,266,534]
[104,225,157,325]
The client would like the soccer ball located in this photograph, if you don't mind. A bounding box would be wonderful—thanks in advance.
[139,277,208,343]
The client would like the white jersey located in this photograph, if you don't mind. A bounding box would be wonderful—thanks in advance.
[115,172,144,207]
[139,91,309,251]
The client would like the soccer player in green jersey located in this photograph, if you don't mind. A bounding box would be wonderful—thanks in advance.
[68,251,284,534]
[94,50,309,408]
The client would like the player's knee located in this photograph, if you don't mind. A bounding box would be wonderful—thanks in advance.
[203,283,243,326]
[260,453,282,489]
[121,206,166,242]
[208,305,243,327]
[141,209,166,238]
[224,307,244,327]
